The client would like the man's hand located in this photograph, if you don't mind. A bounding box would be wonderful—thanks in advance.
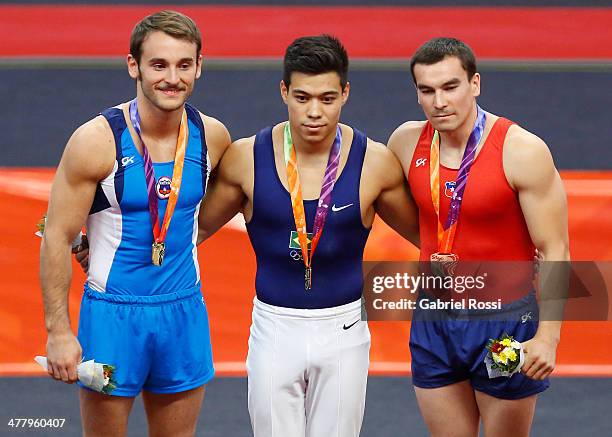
[74,235,89,272]
[521,335,558,380]
[46,330,82,384]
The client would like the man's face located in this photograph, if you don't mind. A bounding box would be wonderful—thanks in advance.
[280,71,349,145]
[127,31,202,112]
[413,56,480,132]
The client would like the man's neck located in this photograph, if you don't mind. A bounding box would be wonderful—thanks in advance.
[136,95,183,140]
[290,124,339,158]
[439,104,478,150]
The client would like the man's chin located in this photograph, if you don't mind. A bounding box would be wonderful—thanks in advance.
[430,119,457,132]
[155,99,187,113]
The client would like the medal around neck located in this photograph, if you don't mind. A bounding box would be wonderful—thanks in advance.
[129,99,188,266]
[430,252,459,278]
[283,122,342,290]
[429,106,486,277]
[152,242,166,266]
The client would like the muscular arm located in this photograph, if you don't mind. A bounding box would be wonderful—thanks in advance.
[40,117,115,383]
[200,113,231,171]
[197,137,252,244]
[505,126,570,379]
[365,140,420,247]
[375,121,428,246]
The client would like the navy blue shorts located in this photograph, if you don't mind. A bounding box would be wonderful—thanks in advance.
[410,292,549,400]
[77,285,215,397]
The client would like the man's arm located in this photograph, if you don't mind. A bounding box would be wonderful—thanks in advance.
[504,126,570,380]
[387,121,426,180]
[197,137,253,244]
[41,117,115,383]
[200,113,232,171]
[365,140,420,247]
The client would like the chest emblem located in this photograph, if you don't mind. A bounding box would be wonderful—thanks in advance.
[444,181,456,199]
[156,176,172,200]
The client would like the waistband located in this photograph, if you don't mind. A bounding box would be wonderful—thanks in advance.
[253,296,363,320]
[84,284,202,305]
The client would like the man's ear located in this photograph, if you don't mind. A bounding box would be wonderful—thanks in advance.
[280,80,289,104]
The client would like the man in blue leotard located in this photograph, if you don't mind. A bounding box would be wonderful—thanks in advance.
[40,10,230,436]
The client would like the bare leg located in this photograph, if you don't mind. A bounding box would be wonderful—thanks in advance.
[141,386,206,437]
[414,381,480,437]
[475,390,536,437]
[80,388,135,437]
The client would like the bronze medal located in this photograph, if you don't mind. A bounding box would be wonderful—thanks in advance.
[305,266,312,290]
[152,242,166,267]
[430,252,458,277]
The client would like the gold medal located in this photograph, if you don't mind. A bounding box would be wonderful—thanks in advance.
[152,242,166,266]
[305,266,312,290]
[430,252,458,278]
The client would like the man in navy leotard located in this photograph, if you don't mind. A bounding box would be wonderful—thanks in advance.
[198,34,419,437]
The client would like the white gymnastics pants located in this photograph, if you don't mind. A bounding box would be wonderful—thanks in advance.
[247,297,371,437]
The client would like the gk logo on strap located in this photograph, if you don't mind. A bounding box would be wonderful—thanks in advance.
[415,158,427,167]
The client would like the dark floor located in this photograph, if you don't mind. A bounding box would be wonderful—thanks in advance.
[1,376,611,436]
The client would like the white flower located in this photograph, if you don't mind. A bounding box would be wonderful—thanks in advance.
[104,377,110,386]
[511,341,521,349]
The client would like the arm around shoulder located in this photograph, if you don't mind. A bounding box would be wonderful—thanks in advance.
[197,136,253,243]
[200,113,231,171]
[387,120,426,177]
[366,140,420,246]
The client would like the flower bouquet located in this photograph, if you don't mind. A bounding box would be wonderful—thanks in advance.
[484,333,525,378]
[35,356,117,395]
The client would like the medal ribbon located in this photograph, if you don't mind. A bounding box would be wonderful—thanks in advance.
[284,122,342,275]
[430,106,486,253]
[129,99,188,246]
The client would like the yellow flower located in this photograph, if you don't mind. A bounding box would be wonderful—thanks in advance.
[501,338,512,347]
[505,348,517,362]
[495,351,509,365]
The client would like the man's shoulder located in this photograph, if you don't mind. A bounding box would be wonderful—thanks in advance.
[196,111,230,142]
[71,115,115,150]
[62,115,116,180]
[231,135,257,151]
[504,124,550,161]
[503,124,556,189]
[224,135,256,164]
[387,120,427,155]
[194,110,232,168]
[363,137,404,188]
[391,120,428,137]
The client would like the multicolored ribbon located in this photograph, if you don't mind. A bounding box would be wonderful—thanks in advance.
[129,99,188,264]
[284,122,342,289]
[430,106,486,253]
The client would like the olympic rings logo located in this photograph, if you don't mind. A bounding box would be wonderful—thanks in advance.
[289,250,303,261]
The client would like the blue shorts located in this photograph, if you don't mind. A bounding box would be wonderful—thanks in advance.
[77,285,215,397]
[410,292,549,400]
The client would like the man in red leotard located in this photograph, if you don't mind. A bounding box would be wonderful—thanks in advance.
[388,37,569,437]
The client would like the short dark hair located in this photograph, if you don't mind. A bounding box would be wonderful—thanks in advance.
[283,34,349,89]
[410,37,477,83]
[130,10,202,64]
